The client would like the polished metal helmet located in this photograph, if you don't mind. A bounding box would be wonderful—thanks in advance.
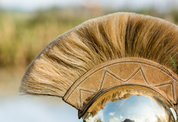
[82,85,177,122]
[20,13,178,122]
[65,58,178,122]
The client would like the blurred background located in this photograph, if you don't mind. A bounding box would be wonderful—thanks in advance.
[0,0,178,122]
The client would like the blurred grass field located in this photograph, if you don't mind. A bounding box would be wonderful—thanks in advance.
[0,8,92,68]
[0,7,178,96]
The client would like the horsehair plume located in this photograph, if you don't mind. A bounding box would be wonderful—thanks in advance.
[20,12,178,97]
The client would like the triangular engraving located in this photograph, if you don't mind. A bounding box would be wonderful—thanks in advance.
[102,71,122,88]
[127,70,148,85]
[156,84,174,101]
[142,64,172,85]
[107,63,139,79]
[80,69,104,91]
[79,89,95,108]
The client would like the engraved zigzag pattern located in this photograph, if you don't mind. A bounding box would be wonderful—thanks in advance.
[77,64,175,108]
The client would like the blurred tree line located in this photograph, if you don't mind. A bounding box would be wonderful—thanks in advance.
[0,6,178,69]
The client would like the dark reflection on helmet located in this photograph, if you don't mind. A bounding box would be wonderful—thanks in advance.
[122,119,134,122]
[83,95,176,122]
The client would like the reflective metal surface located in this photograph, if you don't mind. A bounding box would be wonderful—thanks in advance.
[83,94,177,122]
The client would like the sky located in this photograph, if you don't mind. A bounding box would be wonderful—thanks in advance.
[0,0,177,12]
[0,96,82,122]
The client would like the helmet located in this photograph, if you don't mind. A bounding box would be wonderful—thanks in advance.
[20,13,178,122]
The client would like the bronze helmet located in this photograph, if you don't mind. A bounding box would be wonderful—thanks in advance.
[20,13,178,122]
